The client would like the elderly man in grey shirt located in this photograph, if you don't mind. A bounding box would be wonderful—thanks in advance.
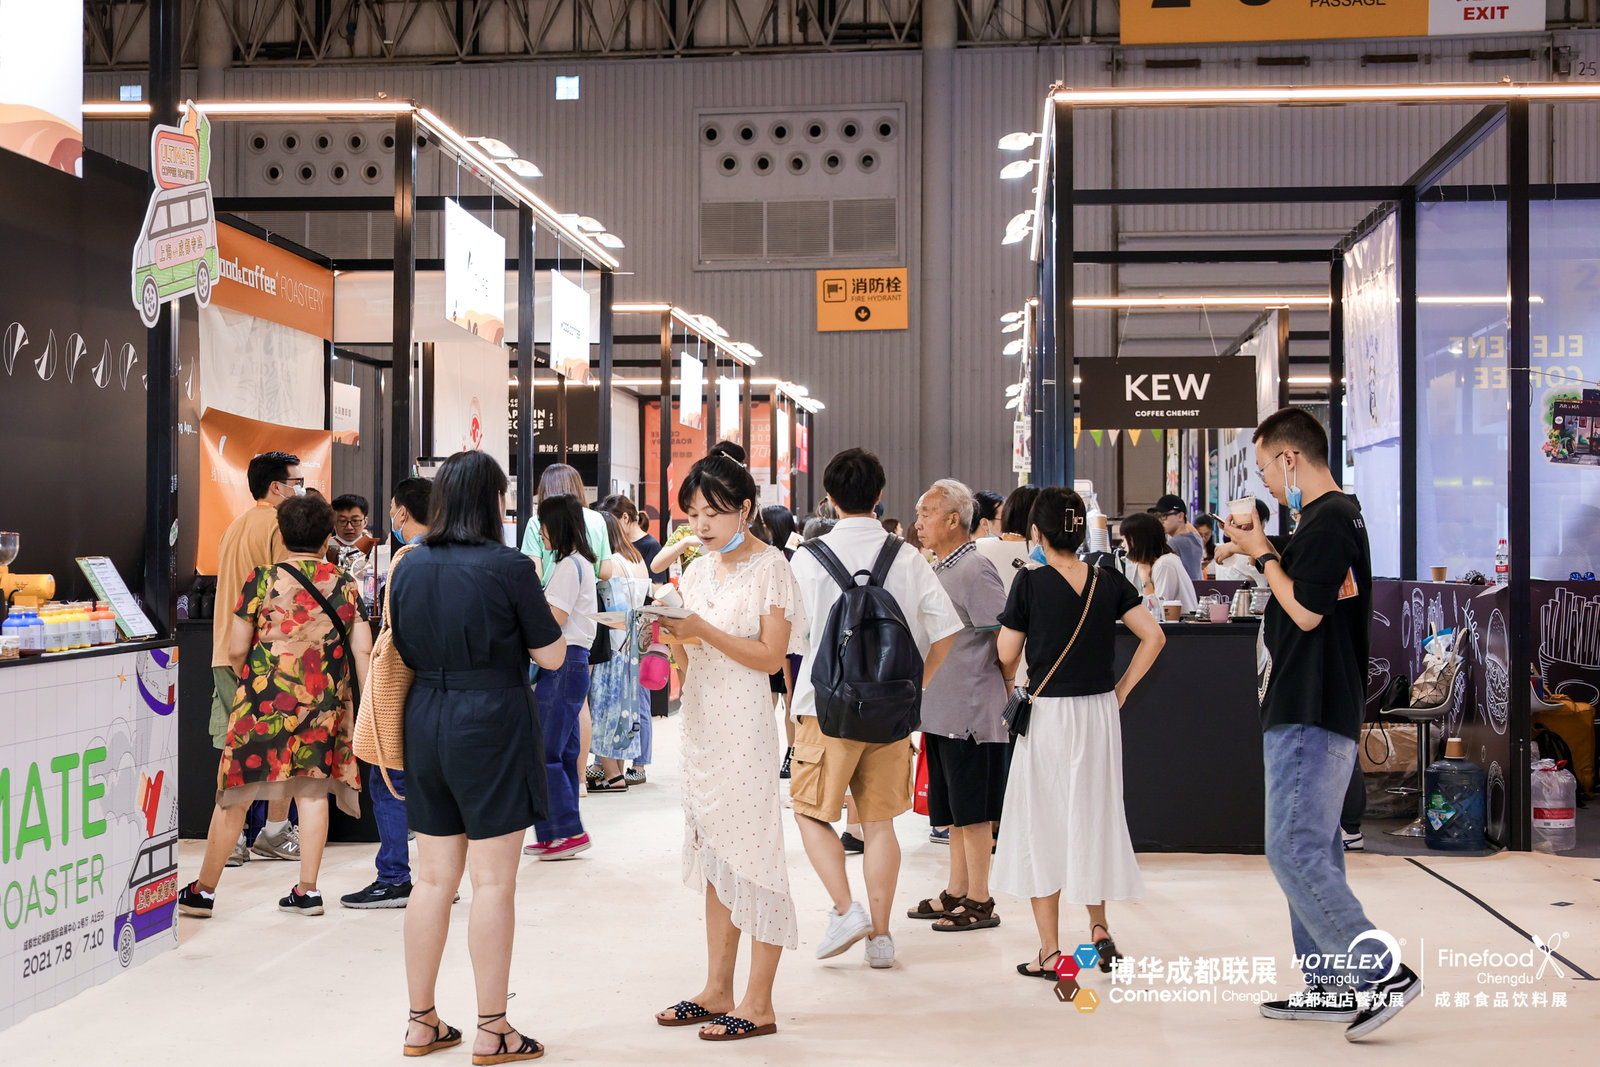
[905,478,1011,933]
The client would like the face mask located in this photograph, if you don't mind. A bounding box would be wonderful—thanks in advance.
[291,484,307,498]
[1283,455,1303,512]
[716,525,748,554]
[1029,545,1047,565]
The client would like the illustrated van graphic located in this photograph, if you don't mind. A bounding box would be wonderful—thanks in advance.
[132,107,217,328]
[114,827,178,968]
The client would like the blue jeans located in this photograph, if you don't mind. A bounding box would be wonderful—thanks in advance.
[369,765,410,884]
[1264,724,1388,989]
[534,647,591,841]
[634,687,653,766]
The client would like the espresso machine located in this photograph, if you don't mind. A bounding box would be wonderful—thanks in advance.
[0,532,56,619]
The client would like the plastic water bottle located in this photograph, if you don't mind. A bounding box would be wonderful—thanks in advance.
[1494,540,1509,585]
[1424,738,1486,851]
[1531,759,1578,853]
[1,610,22,645]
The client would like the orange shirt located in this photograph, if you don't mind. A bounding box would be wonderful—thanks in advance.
[212,502,286,667]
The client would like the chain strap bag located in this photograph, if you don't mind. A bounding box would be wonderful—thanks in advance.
[352,544,416,799]
[1001,567,1098,740]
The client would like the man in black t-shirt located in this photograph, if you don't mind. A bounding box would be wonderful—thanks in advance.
[1223,408,1421,1042]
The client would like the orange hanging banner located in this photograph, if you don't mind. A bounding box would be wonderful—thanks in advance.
[196,408,333,574]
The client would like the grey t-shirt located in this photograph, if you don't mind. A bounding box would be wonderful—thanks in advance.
[1169,530,1205,581]
[919,543,1010,743]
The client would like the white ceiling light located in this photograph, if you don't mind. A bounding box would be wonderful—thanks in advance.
[1006,209,1035,232]
[469,137,516,159]
[595,232,625,249]
[998,131,1038,151]
[504,158,542,178]
[1002,228,1030,246]
[1005,383,1024,397]
[1003,339,1024,356]
[1000,311,1021,324]
[1005,397,1023,410]
[575,216,606,233]
[1002,321,1023,333]
[1000,158,1038,180]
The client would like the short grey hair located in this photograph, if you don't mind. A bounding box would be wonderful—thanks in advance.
[924,478,975,531]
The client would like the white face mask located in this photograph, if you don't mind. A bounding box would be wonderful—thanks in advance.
[292,485,307,497]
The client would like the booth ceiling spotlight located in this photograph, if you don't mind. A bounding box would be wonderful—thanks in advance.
[997,132,1041,151]
[81,99,619,270]
[1003,338,1024,356]
[1048,82,1600,107]
[1000,158,1039,180]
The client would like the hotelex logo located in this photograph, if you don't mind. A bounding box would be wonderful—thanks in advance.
[1294,928,1403,987]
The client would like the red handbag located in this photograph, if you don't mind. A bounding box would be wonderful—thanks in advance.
[913,738,930,817]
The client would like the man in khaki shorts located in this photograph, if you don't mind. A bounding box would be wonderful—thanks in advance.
[789,449,960,970]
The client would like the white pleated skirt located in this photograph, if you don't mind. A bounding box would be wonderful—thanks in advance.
[992,691,1145,905]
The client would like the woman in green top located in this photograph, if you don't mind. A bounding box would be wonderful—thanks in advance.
[518,463,614,580]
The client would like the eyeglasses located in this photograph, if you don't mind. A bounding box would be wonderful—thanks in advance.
[1256,450,1296,479]
[279,477,306,487]
[334,515,365,527]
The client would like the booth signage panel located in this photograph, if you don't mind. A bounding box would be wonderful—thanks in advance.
[0,0,82,176]
[0,646,180,1031]
[1120,0,1542,45]
[195,409,332,575]
[645,401,772,521]
[549,271,591,382]
[213,224,334,341]
[330,381,361,444]
[527,384,600,485]
[679,352,705,431]
[432,339,509,475]
[718,378,741,443]
[443,200,506,345]
[132,108,216,329]
[1077,357,1258,430]
[816,268,909,332]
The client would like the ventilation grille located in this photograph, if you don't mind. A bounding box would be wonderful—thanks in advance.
[699,199,898,263]
[831,199,897,257]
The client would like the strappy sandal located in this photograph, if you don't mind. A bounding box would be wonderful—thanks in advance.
[588,774,629,793]
[472,1012,544,1064]
[1092,924,1122,974]
[932,896,1001,932]
[698,1014,778,1042]
[656,1000,722,1027]
[906,888,963,920]
[1017,949,1062,980]
[403,1006,461,1057]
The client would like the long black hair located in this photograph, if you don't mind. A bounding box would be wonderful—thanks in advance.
[537,494,598,563]
[1001,484,1042,538]
[423,451,506,546]
[762,505,798,553]
[678,452,759,525]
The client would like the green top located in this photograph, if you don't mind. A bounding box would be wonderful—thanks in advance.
[520,507,612,584]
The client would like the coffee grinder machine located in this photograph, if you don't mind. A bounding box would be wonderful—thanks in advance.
[0,532,56,621]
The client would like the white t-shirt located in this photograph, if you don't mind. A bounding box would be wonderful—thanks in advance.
[788,517,963,720]
[1151,553,1198,613]
[544,552,598,647]
[974,536,1032,595]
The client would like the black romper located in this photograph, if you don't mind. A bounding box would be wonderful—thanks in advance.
[389,541,563,839]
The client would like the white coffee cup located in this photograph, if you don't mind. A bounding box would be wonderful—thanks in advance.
[1228,497,1258,530]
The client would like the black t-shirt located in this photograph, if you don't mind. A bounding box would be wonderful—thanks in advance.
[999,563,1142,697]
[389,541,563,673]
[634,534,667,584]
[1258,492,1372,741]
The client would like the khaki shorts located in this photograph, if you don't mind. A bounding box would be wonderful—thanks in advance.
[789,716,915,824]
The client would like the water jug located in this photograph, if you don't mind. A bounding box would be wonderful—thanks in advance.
[1531,759,1578,853]
[1423,737,1486,851]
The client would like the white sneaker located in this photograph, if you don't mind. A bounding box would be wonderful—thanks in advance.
[815,902,871,959]
[1341,830,1365,852]
[865,934,896,969]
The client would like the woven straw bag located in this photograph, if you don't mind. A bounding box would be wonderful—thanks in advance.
[354,544,416,799]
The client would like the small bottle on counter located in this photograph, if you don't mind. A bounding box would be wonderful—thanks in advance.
[95,602,118,645]
[24,609,44,653]
[42,606,65,653]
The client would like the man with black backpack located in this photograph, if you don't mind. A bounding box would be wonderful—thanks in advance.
[789,449,961,970]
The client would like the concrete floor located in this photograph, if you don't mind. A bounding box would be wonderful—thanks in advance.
[6,715,1597,1065]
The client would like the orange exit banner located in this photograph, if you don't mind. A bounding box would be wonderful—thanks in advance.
[1121,0,1543,47]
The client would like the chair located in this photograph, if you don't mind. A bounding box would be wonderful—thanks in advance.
[1384,658,1464,838]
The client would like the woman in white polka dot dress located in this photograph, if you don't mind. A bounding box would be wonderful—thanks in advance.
[652,453,808,1043]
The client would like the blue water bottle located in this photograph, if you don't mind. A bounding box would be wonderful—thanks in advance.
[1424,737,1487,851]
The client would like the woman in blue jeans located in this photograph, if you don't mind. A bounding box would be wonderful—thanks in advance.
[525,494,598,860]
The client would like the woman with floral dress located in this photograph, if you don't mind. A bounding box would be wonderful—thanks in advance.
[652,453,807,1043]
[587,510,651,792]
[179,494,371,919]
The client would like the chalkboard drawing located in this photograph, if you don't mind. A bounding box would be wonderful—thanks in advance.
[1537,586,1600,706]
[114,770,178,969]
[132,106,216,329]
[1483,608,1510,736]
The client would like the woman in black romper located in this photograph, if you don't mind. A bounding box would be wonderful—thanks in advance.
[387,451,568,1063]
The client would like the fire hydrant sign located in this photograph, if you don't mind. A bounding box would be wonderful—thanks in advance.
[0,646,180,1030]
[1121,0,1543,45]
[815,268,909,332]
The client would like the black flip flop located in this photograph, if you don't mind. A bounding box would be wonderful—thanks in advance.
[656,1000,721,1027]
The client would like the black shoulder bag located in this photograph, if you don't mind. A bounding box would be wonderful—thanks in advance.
[277,562,361,706]
[1001,566,1098,739]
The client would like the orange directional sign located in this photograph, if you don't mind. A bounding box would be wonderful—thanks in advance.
[816,267,909,332]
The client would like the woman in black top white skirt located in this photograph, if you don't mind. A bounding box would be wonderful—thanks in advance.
[993,487,1166,981]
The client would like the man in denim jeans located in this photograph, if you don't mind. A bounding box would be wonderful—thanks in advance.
[1224,408,1421,1042]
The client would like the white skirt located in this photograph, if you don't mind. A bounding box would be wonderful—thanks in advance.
[992,691,1145,904]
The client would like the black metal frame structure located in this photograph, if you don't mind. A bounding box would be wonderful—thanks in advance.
[1032,86,1600,852]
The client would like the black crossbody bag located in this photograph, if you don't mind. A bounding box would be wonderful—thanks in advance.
[1001,567,1098,739]
[277,562,361,706]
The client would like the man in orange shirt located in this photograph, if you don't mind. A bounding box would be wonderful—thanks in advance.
[212,450,303,866]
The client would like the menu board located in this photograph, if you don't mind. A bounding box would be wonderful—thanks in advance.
[76,557,158,639]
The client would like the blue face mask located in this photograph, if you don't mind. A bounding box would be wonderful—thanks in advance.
[1029,545,1047,565]
[716,526,748,554]
[1283,456,1303,512]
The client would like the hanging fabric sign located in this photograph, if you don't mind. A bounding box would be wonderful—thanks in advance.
[679,352,704,430]
[1344,213,1402,450]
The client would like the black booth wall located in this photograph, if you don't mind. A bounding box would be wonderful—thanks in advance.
[0,149,149,598]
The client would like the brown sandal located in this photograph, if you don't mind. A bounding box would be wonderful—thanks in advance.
[906,889,963,920]
[932,897,1001,932]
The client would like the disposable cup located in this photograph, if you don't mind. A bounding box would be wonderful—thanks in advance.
[1163,601,1182,621]
[1431,566,1448,582]
[1228,497,1257,530]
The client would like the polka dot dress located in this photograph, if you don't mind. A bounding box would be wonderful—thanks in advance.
[678,547,808,950]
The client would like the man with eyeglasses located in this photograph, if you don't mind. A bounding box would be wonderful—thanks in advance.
[1224,407,1421,1040]
[211,450,306,867]
[1151,494,1205,581]
[326,493,379,577]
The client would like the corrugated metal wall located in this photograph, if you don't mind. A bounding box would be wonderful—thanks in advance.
[84,28,1600,511]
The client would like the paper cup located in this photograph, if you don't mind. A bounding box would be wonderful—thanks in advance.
[1228,497,1257,530]
[1163,600,1182,621]
[1431,566,1448,582]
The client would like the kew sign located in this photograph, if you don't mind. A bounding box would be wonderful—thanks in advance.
[1078,356,1259,430]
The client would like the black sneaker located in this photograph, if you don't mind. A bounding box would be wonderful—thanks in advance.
[279,886,325,916]
[1345,965,1422,1041]
[841,831,865,854]
[780,747,793,779]
[1260,983,1359,1022]
[340,879,413,910]
[178,881,214,919]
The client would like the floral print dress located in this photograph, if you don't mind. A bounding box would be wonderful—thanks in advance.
[216,559,366,817]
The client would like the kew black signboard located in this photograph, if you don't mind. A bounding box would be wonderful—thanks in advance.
[1077,356,1259,430]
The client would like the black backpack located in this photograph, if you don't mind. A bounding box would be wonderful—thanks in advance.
[801,535,925,744]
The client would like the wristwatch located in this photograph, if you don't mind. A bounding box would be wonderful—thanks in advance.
[1253,552,1281,574]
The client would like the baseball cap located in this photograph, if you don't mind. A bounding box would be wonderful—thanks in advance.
[1152,494,1186,517]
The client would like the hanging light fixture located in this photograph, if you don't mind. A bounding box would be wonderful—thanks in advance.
[468,137,517,159]
[504,158,542,178]
[1000,311,1021,324]
[997,131,1038,151]
[1000,158,1038,180]
[1003,339,1023,356]
[1001,228,1030,246]
[1002,321,1023,334]
[575,216,606,233]
[595,232,625,249]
